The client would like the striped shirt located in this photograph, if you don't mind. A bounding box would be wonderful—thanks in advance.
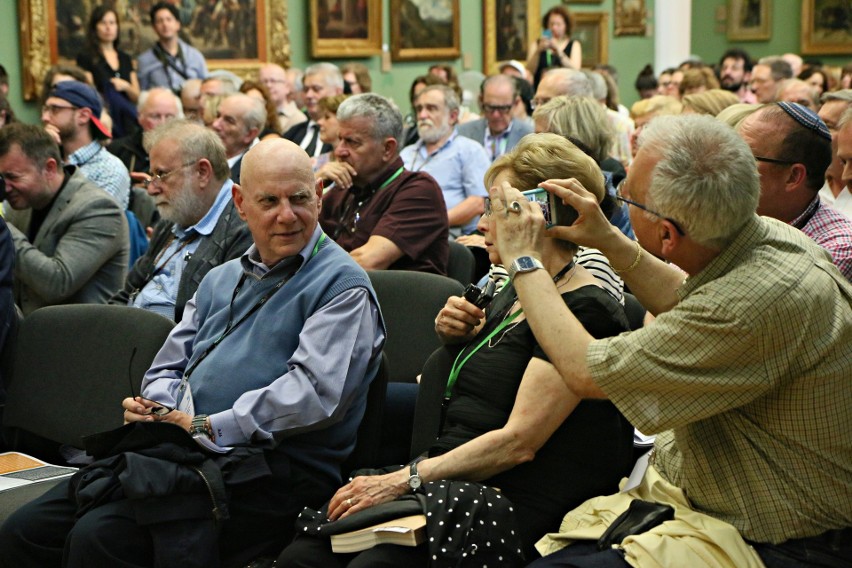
[587,215,852,543]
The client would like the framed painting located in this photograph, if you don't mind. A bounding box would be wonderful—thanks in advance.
[482,0,540,74]
[801,0,852,55]
[572,12,609,68]
[726,0,771,41]
[614,0,646,36]
[391,0,460,62]
[18,0,290,101]
[311,0,382,58]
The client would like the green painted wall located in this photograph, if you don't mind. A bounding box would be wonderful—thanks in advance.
[15,0,852,125]
[690,1,850,69]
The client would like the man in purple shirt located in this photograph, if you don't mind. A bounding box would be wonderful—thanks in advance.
[738,102,852,281]
[0,139,385,567]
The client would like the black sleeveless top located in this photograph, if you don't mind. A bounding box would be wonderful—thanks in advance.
[429,284,634,554]
[533,38,577,89]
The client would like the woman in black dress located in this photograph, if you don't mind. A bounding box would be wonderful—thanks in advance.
[76,6,140,137]
[526,6,583,90]
[277,133,634,567]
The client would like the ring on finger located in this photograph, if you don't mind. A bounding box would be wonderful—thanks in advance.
[509,200,522,214]
[346,498,353,506]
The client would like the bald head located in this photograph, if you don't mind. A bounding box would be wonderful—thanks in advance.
[259,63,290,107]
[236,138,322,266]
[241,138,314,188]
[534,68,592,106]
[138,88,182,131]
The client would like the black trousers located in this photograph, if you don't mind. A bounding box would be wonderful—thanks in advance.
[277,532,428,568]
[0,453,336,568]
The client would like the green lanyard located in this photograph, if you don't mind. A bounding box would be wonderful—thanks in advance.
[444,307,523,398]
[378,167,404,190]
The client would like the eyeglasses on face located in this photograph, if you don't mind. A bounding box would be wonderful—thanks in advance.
[42,103,78,115]
[754,155,796,166]
[481,103,513,114]
[143,161,198,188]
[616,180,686,236]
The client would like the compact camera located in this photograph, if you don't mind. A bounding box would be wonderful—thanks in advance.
[522,188,578,228]
[463,279,497,310]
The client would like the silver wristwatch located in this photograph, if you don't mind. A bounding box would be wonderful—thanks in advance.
[508,256,544,281]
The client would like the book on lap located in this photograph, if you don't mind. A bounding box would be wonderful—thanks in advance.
[330,514,427,553]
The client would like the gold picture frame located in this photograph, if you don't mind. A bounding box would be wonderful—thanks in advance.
[482,0,540,74]
[311,0,382,58]
[573,11,609,68]
[391,0,460,62]
[614,0,647,36]
[18,0,290,101]
[726,0,772,41]
[801,0,852,55]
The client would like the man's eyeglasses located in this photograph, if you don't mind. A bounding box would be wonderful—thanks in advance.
[616,180,685,236]
[143,161,198,188]
[481,103,513,114]
[127,348,173,416]
[42,103,78,115]
[754,155,796,166]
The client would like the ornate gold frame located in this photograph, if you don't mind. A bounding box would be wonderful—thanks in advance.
[391,0,460,62]
[17,0,290,101]
[801,0,852,55]
[614,0,647,37]
[726,0,771,42]
[573,11,609,68]
[311,0,382,58]
[482,0,540,75]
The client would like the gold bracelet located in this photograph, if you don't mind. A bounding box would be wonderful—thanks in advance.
[613,240,643,274]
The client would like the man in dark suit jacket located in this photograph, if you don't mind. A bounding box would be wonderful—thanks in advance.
[0,124,128,315]
[282,63,343,159]
[457,74,533,161]
[211,94,264,183]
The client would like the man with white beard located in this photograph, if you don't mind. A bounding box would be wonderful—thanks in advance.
[400,85,490,236]
[111,120,252,321]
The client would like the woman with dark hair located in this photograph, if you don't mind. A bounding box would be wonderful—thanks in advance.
[526,6,582,89]
[634,64,658,100]
[76,6,140,137]
[798,65,830,98]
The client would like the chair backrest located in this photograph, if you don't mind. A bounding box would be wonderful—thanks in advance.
[446,241,476,286]
[2,305,175,454]
[368,270,464,383]
[623,293,647,330]
[409,347,454,460]
[341,352,388,476]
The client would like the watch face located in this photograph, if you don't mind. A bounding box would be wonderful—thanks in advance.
[409,475,422,490]
[517,257,536,271]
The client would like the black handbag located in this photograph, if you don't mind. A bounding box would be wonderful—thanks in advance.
[597,499,675,551]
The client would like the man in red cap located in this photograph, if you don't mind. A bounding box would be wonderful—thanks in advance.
[42,81,130,209]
